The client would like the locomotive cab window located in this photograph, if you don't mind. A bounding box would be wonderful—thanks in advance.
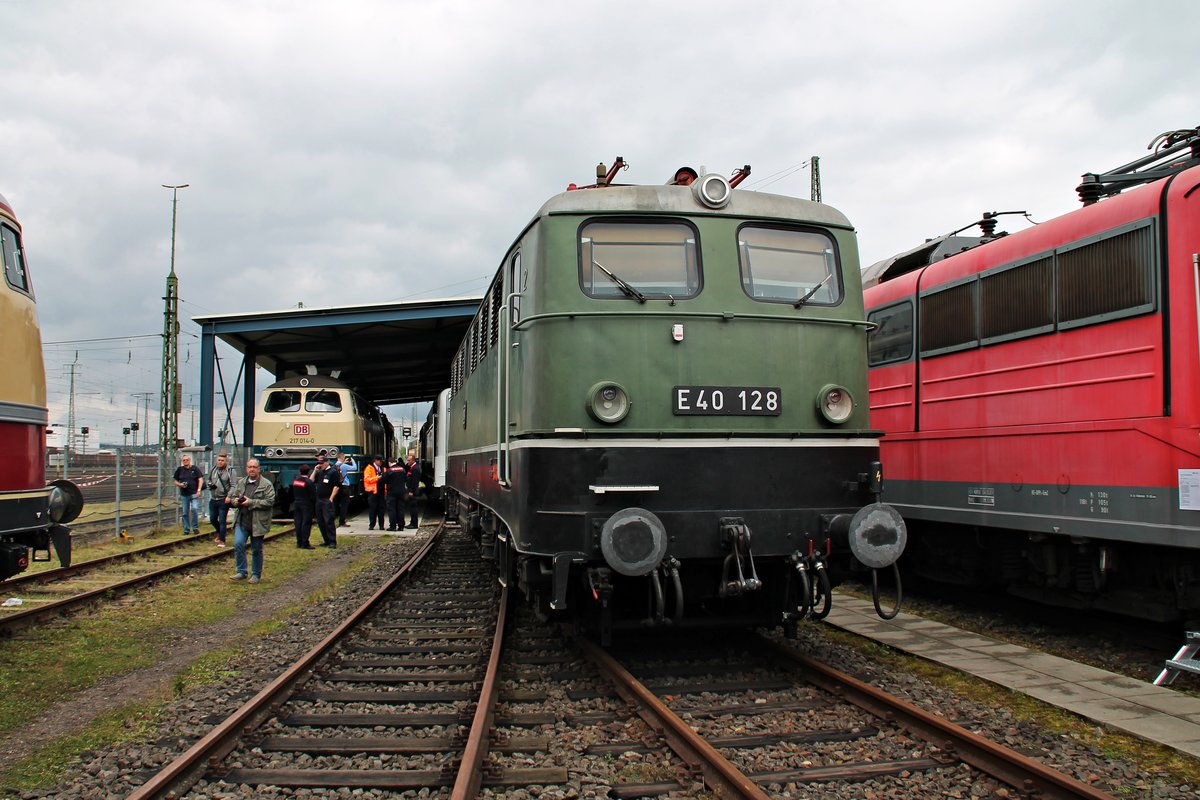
[738,225,841,306]
[867,302,914,366]
[264,390,302,413]
[305,390,342,412]
[1,223,29,293]
[579,220,700,299]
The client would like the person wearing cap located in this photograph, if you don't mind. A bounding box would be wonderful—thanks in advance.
[381,456,407,531]
[313,455,342,547]
[403,450,421,529]
[291,463,317,549]
[336,453,357,526]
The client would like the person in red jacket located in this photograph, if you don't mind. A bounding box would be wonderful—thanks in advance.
[364,454,385,530]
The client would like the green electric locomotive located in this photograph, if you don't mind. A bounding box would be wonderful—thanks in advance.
[444,160,905,640]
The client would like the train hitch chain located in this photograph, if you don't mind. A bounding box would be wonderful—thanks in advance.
[718,518,761,598]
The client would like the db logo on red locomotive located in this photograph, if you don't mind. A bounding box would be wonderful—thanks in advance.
[293,424,310,435]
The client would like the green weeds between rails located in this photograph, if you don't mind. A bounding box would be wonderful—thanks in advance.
[0,537,386,791]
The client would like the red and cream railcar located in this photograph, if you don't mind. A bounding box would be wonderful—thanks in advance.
[0,193,82,580]
[863,129,1200,619]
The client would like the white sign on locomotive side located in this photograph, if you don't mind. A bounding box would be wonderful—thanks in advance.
[673,386,782,416]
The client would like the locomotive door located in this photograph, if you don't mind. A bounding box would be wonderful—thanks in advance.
[497,251,522,486]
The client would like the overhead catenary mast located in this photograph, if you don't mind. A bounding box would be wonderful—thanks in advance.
[159,184,188,454]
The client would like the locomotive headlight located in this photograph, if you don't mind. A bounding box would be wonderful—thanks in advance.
[692,173,733,208]
[817,384,854,424]
[587,381,630,423]
[48,480,84,525]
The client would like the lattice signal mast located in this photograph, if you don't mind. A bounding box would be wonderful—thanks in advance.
[160,184,188,454]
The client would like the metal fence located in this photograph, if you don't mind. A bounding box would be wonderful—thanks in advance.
[45,445,252,539]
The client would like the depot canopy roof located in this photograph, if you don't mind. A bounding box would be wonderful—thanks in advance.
[193,298,481,448]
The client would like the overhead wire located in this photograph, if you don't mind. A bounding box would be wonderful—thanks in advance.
[747,160,812,192]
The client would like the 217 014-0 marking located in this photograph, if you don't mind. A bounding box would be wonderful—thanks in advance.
[673,385,782,416]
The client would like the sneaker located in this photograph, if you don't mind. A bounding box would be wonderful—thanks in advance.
[249,576,260,584]
[230,574,246,581]
[216,541,226,548]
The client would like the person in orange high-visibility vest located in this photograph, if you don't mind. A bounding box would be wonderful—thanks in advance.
[364,454,385,530]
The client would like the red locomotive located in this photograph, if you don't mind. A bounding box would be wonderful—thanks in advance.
[863,128,1200,620]
[0,192,82,580]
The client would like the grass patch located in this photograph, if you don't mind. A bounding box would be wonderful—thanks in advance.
[0,534,402,790]
[0,700,164,792]
[813,624,1200,787]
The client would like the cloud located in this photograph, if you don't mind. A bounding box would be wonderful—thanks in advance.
[6,0,1197,443]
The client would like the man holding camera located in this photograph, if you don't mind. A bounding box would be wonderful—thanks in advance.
[226,458,276,584]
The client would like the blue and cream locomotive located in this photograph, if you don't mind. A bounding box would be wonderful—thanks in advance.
[441,161,906,639]
[252,374,393,511]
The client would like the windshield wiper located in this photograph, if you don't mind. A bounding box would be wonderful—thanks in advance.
[794,273,833,308]
[593,259,647,303]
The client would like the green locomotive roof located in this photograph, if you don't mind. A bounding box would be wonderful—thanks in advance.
[534,184,853,229]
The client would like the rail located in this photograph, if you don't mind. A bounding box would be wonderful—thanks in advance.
[124,523,444,800]
[760,636,1118,800]
[0,528,294,636]
[575,633,771,800]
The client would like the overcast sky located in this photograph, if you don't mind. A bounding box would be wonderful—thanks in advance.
[5,0,1196,448]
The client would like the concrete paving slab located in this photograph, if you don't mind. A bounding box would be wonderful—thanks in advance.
[1105,717,1200,759]
[827,591,1200,760]
[961,642,1033,656]
[1077,676,1172,697]
[1020,683,1112,707]
[975,667,1062,689]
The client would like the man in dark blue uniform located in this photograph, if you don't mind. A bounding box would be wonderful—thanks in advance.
[313,455,342,547]
[381,458,407,531]
[403,450,421,529]
[291,463,317,549]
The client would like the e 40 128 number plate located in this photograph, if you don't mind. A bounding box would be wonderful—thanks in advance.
[672,386,782,416]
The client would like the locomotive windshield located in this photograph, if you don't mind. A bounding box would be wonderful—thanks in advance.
[737,225,842,306]
[264,390,302,413]
[305,390,343,412]
[579,220,700,299]
[2,223,29,293]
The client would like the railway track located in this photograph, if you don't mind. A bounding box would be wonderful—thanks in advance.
[68,508,172,541]
[574,632,1118,798]
[0,526,293,636]
[120,521,1121,799]
[126,521,563,798]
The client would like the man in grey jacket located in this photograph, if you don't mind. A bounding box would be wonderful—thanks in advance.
[226,458,276,584]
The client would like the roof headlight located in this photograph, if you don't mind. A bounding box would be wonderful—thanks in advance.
[587,381,630,424]
[692,173,732,209]
[817,384,854,424]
